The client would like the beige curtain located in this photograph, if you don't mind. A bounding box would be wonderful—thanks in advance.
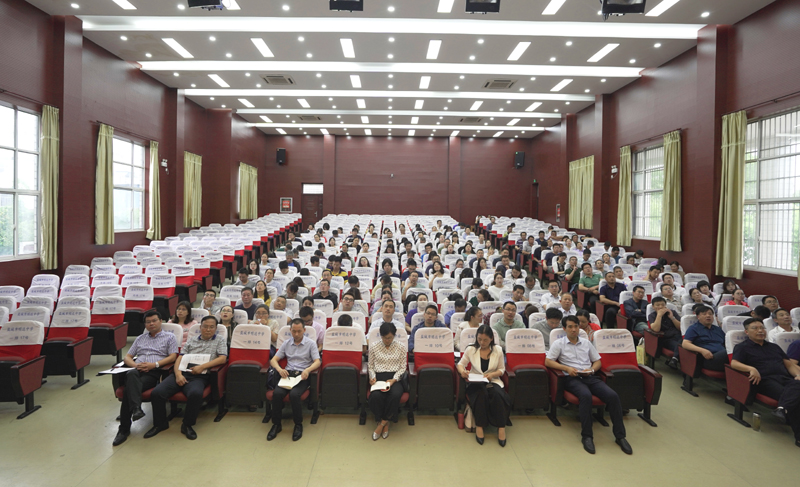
[569,156,594,229]
[95,124,114,245]
[39,106,59,269]
[238,162,259,220]
[660,131,682,251]
[616,146,632,247]
[183,151,202,228]
[145,141,161,240]
[716,111,747,278]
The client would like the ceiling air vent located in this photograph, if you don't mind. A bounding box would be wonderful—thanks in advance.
[299,116,321,121]
[261,75,295,86]
[482,78,516,90]
[459,117,482,124]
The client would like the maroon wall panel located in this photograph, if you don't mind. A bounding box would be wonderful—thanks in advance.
[334,136,449,215]
[530,127,566,225]
[201,110,232,226]
[0,0,53,106]
[262,135,325,215]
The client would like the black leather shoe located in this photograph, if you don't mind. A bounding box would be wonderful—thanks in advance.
[582,437,596,454]
[181,424,197,440]
[267,424,282,441]
[112,429,129,446]
[773,407,787,422]
[616,437,633,455]
[143,425,167,439]
[131,407,145,422]
[667,357,679,370]
[498,438,506,447]
[475,433,484,445]
[292,424,303,441]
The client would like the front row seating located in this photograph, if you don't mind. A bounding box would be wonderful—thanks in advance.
[0,321,46,419]
[41,307,93,389]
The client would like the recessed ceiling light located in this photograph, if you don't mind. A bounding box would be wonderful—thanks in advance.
[550,57,556,62]
[540,118,544,121]
[221,105,226,108]
[209,36,216,41]
[208,74,230,87]
[447,99,452,102]
[173,72,179,77]
[306,53,313,58]
[493,131,503,137]
[470,101,483,110]
[387,6,395,12]
[270,97,275,100]
[328,97,333,101]
[499,108,504,111]
[388,74,394,78]
[357,99,366,108]
[276,128,287,134]
[525,102,542,112]
[439,116,443,119]
[190,83,196,88]
[388,85,393,89]
[210,97,215,100]
[550,79,573,91]
[451,130,460,136]
[437,0,455,13]
[225,53,232,58]
[519,88,525,92]
[477,39,484,44]
[587,43,619,62]
[506,100,511,104]
[490,117,494,120]
[276,105,281,108]
[389,98,393,101]
[408,130,415,136]
[414,100,424,109]
[316,73,322,78]
[145,53,152,58]
[177,4,185,10]
[629,59,636,63]
[337,115,341,118]
[444,107,448,110]
[454,85,459,90]
[239,98,254,108]
[120,35,128,41]
[389,115,392,118]
[427,40,442,60]
[250,38,275,57]
[701,12,710,18]
[554,109,559,112]
[321,85,326,88]
[245,73,251,77]
[436,122,440,125]
[565,102,570,105]
[388,54,394,59]
[350,75,362,88]
[365,129,373,135]
[298,36,305,42]
[298,99,310,108]
[542,0,567,15]
[584,89,590,93]
[291,120,295,123]
[411,117,419,124]
[654,42,662,48]
[565,41,573,46]
[260,116,273,123]
[389,37,395,42]
[332,105,336,108]
[469,55,476,61]
[340,38,355,58]
[459,75,465,79]
[601,78,607,82]
[419,76,431,89]
[646,0,681,17]
[286,115,290,118]
[508,42,531,61]
[360,116,370,123]
[70,3,79,8]
[530,77,536,81]
[162,38,193,58]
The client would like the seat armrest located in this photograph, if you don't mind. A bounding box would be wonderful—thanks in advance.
[678,347,700,377]
[638,364,663,405]
[408,362,416,377]
[12,355,47,396]
[724,364,753,405]
[506,369,516,378]
[598,368,614,379]
[643,329,663,357]
[67,337,94,369]
[361,362,369,375]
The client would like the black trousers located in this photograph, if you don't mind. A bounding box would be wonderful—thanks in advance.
[369,372,404,422]
[467,383,509,428]
[119,368,161,432]
[662,336,683,358]
[603,306,620,328]
[584,294,599,315]
[564,375,626,440]
[699,349,729,372]
[756,376,800,441]
[271,376,310,425]
[151,373,210,428]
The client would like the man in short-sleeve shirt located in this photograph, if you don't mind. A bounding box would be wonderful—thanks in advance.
[682,305,727,371]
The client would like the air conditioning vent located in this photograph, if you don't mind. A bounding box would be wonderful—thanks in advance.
[299,116,321,121]
[459,117,482,123]
[261,75,295,86]
[483,78,516,90]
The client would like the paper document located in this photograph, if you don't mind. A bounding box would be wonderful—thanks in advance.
[98,367,134,375]
[370,381,391,392]
[277,375,304,389]
[179,354,211,374]
[468,374,489,383]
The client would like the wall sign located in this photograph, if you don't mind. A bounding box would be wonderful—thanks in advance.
[556,204,561,222]
[280,197,293,213]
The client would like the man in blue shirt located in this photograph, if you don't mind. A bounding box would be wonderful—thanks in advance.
[623,285,648,334]
[409,304,447,352]
[599,271,627,327]
[445,298,467,326]
[682,305,727,371]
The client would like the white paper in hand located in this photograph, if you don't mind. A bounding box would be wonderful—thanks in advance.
[179,354,211,374]
[370,381,391,392]
[468,373,489,383]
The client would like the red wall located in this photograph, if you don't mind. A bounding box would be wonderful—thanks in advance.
[262,135,325,214]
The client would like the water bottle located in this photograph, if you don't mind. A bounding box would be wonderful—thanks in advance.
[752,413,761,431]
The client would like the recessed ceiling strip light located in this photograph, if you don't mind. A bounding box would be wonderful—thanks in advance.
[162,38,193,58]
[437,0,455,13]
[239,98,255,108]
[587,43,619,62]
[426,40,442,60]
[542,0,567,15]
[350,75,362,88]
[507,42,531,61]
[419,76,431,89]
[525,102,542,111]
[298,99,310,108]
[250,38,275,57]
[356,99,366,108]
[340,38,355,58]
[470,101,483,110]
[550,79,573,92]
[208,74,230,87]
[646,0,681,17]
[112,0,137,10]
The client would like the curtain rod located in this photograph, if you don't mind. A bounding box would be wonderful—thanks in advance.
[94,120,157,143]
[729,89,800,115]
[0,88,47,107]
[628,128,682,147]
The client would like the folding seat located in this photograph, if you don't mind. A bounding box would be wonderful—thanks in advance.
[0,306,8,328]
[191,308,209,323]
[0,320,46,419]
[218,245,236,281]
[331,311,367,331]
[183,250,201,262]
[313,326,366,423]
[145,273,175,319]
[0,286,24,311]
[91,274,120,293]
[89,296,128,360]
[64,264,90,277]
[57,296,90,310]
[678,316,728,396]
[721,316,748,334]
[92,284,123,303]
[190,257,213,291]
[409,327,456,423]
[216,324,272,421]
[40,307,93,389]
[124,285,155,336]
[723,330,767,427]
[120,274,147,297]
[61,273,89,293]
[440,301,456,318]
[114,257,138,268]
[205,250,226,287]
[459,327,500,350]
[113,250,134,262]
[159,250,178,260]
[221,285,244,307]
[274,324,318,349]
[717,305,750,322]
[60,285,91,302]
[11,306,51,328]
[118,264,143,277]
[164,256,185,269]
[140,257,162,269]
[314,300,334,326]
[91,265,117,278]
[503,329,550,412]
[31,274,60,289]
[91,257,113,267]
[629,280,654,298]
[171,264,198,304]
[410,312,445,330]
[19,296,55,315]
[184,323,228,344]
[351,267,374,287]
[478,300,502,315]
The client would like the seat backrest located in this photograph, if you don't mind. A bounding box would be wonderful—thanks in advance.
[92,285,123,300]
[269,309,291,328]
[684,273,708,283]
[721,316,748,334]
[0,306,8,327]
[275,325,317,348]
[411,312,445,329]
[775,332,800,354]
[478,300,502,315]
[61,274,89,288]
[31,274,60,289]
[432,277,457,291]
[718,305,749,321]
[160,323,184,350]
[145,265,170,278]
[629,280,653,294]
[229,324,271,364]
[91,274,119,288]
[91,257,114,267]
[549,328,589,344]
[19,296,55,314]
[118,264,143,276]
[10,306,50,327]
[121,274,148,288]
[24,285,56,302]
[407,287,433,302]
[594,329,639,367]
[57,296,90,309]
[60,285,91,299]
[331,311,367,331]
[746,294,770,310]
[0,320,45,362]
[314,300,334,318]
[725,330,747,355]
[126,285,154,303]
[459,327,500,350]
[48,307,91,341]
[185,323,227,344]
[367,326,408,350]
[220,285,244,305]
[191,308,209,322]
[91,296,126,315]
[64,264,91,277]
[172,264,195,277]
[322,327,365,369]
[150,274,176,289]
[91,265,117,277]
[413,327,454,367]
[505,329,546,369]
[0,286,25,305]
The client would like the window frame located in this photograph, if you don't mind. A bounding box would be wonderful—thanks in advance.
[742,109,800,276]
[0,102,41,261]
[111,136,146,233]
[631,144,665,241]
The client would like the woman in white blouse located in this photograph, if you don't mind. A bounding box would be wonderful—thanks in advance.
[457,325,510,447]
[487,272,506,301]
[368,322,407,441]
[455,306,484,351]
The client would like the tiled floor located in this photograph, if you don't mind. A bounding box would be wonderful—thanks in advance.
[0,344,797,487]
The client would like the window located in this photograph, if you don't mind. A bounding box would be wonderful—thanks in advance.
[112,138,145,231]
[0,104,40,259]
[743,109,800,274]
[631,145,665,239]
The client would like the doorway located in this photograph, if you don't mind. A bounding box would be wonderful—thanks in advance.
[301,184,324,228]
[530,183,539,220]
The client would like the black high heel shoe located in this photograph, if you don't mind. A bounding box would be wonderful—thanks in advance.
[498,438,506,447]
[475,433,484,445]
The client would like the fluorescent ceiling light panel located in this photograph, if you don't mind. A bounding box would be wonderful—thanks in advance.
[525,102,542,111]
[298,99,310,108]
[239,98,254,108]
[450,131,459,136]
[239,108,560,119]
[419,76,431,89]
[507,119,520,126]
[361,116,370,123]
[587,43,619,62]
[437,0,455,13]
[507,42,531,61]
[350,75,362,88]
[320,128,329,134]
[250,38,274,57]
[162,38,193,58]
[646,0,681,17]
[542,0,567,15]
[208,74,230,87]
[260,115,273,123]
[408,130,415,136]
[411,117,419,124]
[276,128,287,134]
[493,131,504,137]
[364,129,372,135]
[426,40,442,60]
[188,88,594,102]
[356,99,366,108]
[226,0,241,10]
[470,101,483,111]
[340,38,355,58]
[550,79,573,92]
[414,100,424,109]
[112,0,137,9]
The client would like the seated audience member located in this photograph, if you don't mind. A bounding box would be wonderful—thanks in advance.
[576,309,601,342]
[578,263,601,315]
[218,305,239,346]
[646,266,662,287]
[147,316,228,441]
[401,271,427,301]
[234,268,255,289]
[468,282,486,307]
[599,271,626,327]
[264,268,283,295]
[550,252,568,282]
[660,273,681,291]
[247,259,260,277]
[336,314,367,351]
[112,311,178,446]
[379,259,401,280]
[682,305,728,371]
[563,256,581,293]
[731,318,800,447]
[338,291,356,313]
[267,319,321,442]
[298,306,326,351]
[282,250,300,270]
[522,275,540,299]
[761,295,780,314]
[768,308,799,343]
[739,305,771,320]
[487,273,507,301]
[379,300,405,332]
[660,283,682,310]
[168,301,196,347]
[725,288,750,308]
[491,301,525,350]
[788,341,800,365]
[545,316,632,455]
[495,255,512,275]
[200,289,223,316]
[251,304,281,349]
[456,307,484,351]
[554,292,577,317]
[510,285,526,304]
[540,281,562,310]
[253,280,272,308]
[529,308,564,350]
[445,298,467,325]
[235,287,258,320]
[623,286,649,334]
[428,261,448,288]
[457,325,510,446]
[284,283,299,302]
[311,278,339,309]
[368,322,407,440]
[625,255,636,266]
[649,296,683,369]
[633,250,644,265]
[328,256,348,278]
[401,259,424,281]
[689,287,715,310]
[372,275,397,300]
[277,261,292,277]
[408,305,447,352]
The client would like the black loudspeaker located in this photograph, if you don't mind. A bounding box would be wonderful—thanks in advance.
[276,148,286,165]
[514,151,525,169]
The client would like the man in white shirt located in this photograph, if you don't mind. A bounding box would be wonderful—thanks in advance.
[768,308,800,343]
[539,281,561,310]
[545,315,631,455]
[552,293,577,317]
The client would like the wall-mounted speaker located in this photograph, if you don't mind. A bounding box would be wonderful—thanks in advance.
[276,148,286,165]
[514,151,525,169]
